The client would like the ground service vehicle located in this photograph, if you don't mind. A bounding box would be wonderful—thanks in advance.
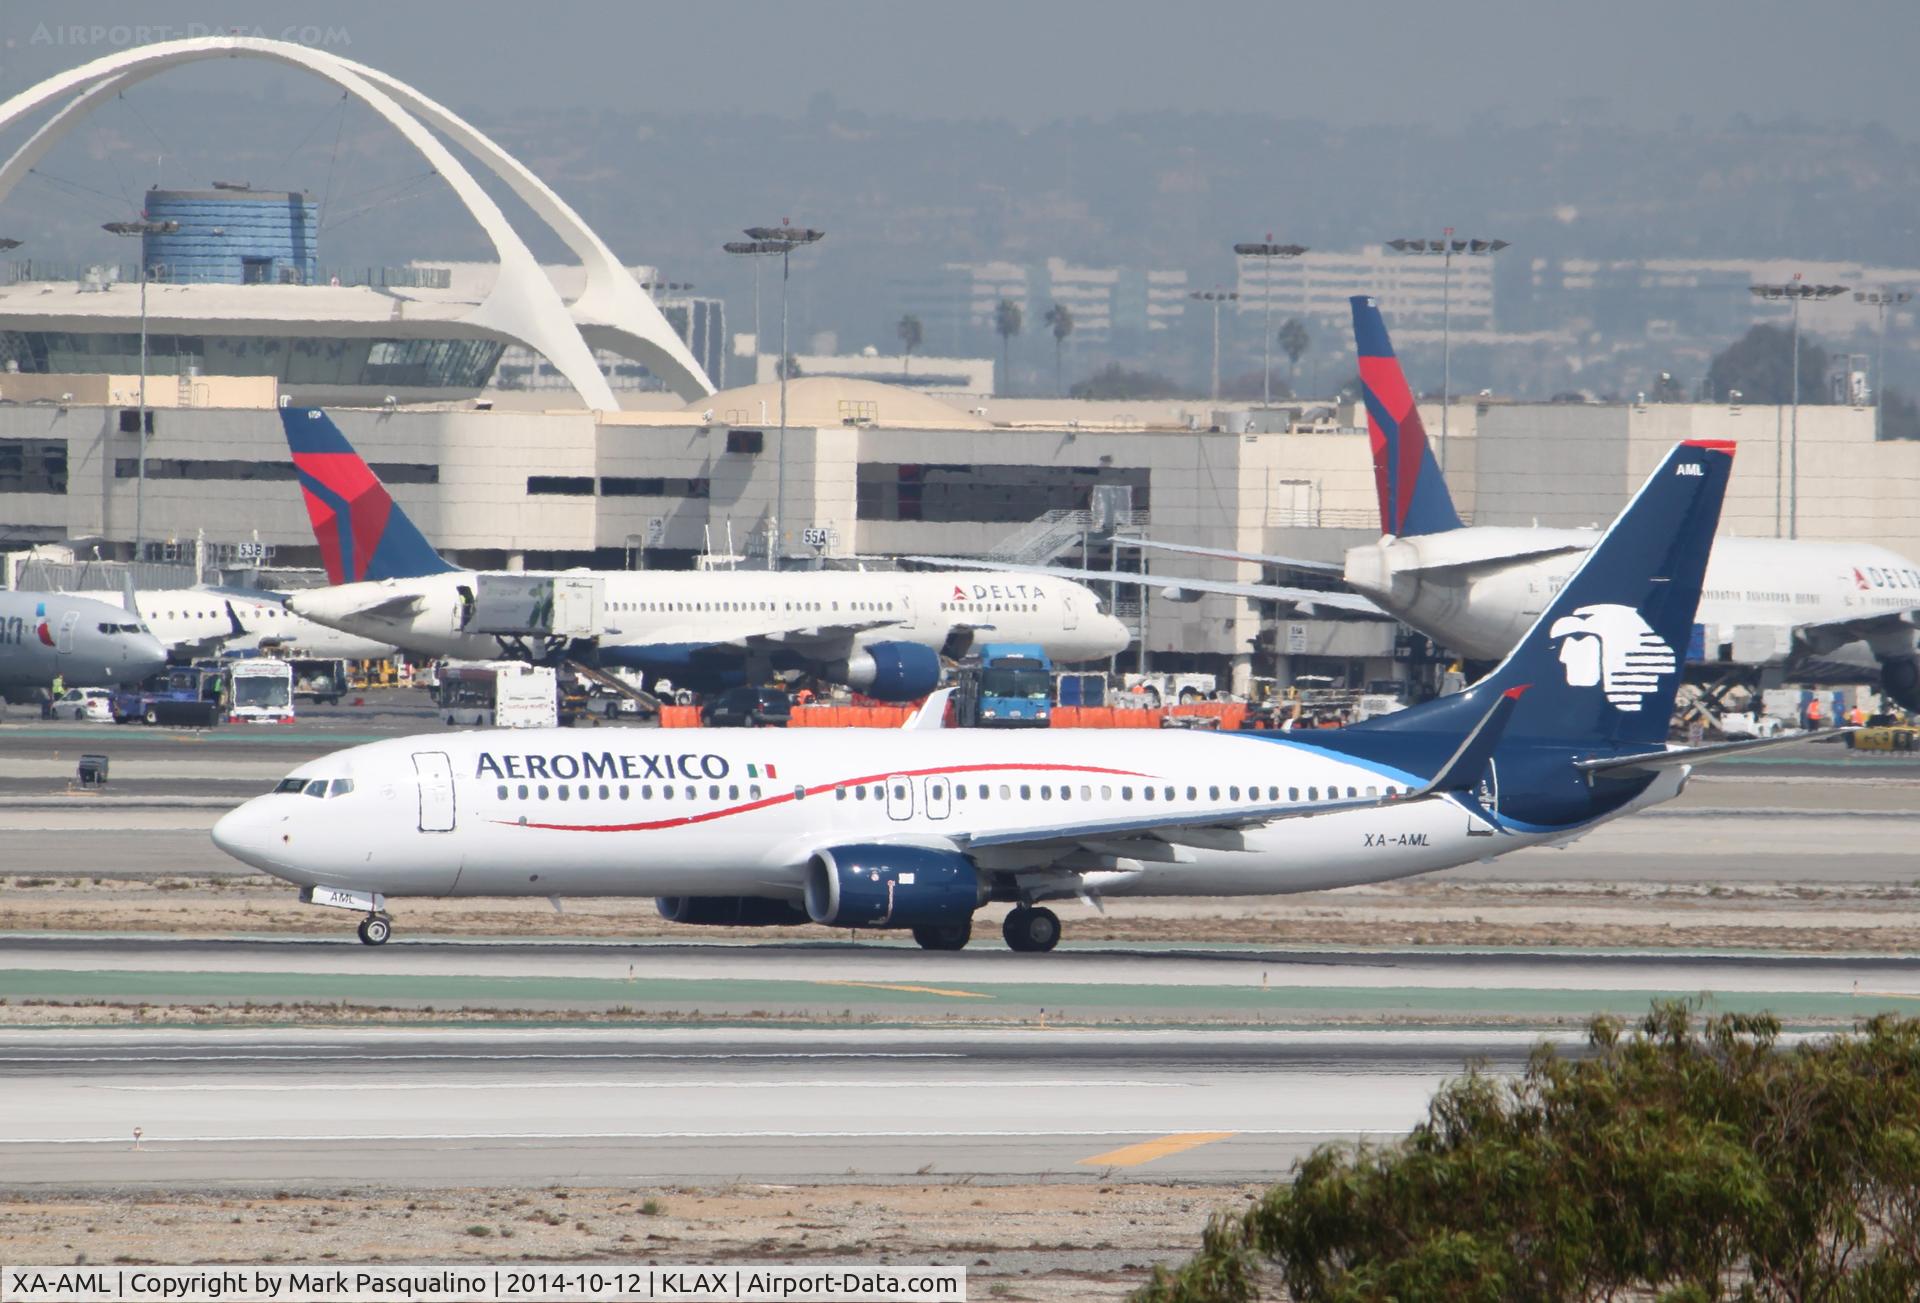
[700,686,792,728]
[227,658,296,724]
[955,644,1053,727]
[46,687,115,722]
[114,665,223,727]
[291,658,350,705]
[436,662,558,728]
[216,440,1849,950]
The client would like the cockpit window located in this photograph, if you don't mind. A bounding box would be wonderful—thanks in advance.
[328,779,354,798]
[303,779,328,798]
[274,777,308,794]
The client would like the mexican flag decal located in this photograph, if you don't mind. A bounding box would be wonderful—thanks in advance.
[746,762,779,779]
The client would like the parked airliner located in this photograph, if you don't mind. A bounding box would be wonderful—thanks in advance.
[214,439,1816,949]
[1337,296,1920,705]
[278,407,1129,701]
[0,590,167,702]
[1117,297,1920,708]
[75,587,396,662]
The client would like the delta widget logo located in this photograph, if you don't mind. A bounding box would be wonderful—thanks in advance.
[1548,604,1676,712]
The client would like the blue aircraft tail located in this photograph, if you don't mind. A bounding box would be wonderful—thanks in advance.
[1350,439,1734,751]
[279,406,456,584]
[1352,295,1463,537]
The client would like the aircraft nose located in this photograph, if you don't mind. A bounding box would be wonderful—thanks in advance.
[128,633,168,678]
[212,798,296,878]
[1099,612,1132,656]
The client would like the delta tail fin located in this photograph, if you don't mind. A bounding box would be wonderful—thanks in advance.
[279,406,456,584]
[1351,295,1463,538]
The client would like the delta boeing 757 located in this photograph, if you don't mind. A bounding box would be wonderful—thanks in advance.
[213,438,1825,950]
[277,407,1128,701]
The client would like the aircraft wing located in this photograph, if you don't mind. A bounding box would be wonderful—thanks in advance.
[901,556,1385,616]
[1791,608,1920,656]
[1121,537,1344,575]
[956,685,1523,857]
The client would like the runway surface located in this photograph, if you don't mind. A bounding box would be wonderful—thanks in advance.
[6,934,1919,1021]
[0,1025,1528,1188]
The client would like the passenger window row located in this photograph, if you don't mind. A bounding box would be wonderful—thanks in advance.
[495,783,765,803]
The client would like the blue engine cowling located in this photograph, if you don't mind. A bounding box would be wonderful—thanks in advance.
[838,641,943,702]
[804,844,984,929]
[656,896,809,927]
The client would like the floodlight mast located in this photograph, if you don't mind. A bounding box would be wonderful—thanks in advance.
[1750,279,1848,539]
[1386,232,1508,475]
[1233,239,1307,408]
[725,224,825,567]
[1856,289,1912,443]
[1189,289,1239,402]
[102,218,180,557]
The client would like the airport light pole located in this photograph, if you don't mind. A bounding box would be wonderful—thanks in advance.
[1190,289,1238,402]
[1856,288,1911,443]
[1387,233,1508,475]
[726,224,825,568]
[103,218,179,559]
[1751,279,1848,539]
[1232,239,1308,408]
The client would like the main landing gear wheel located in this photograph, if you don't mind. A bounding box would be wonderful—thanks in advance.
[911,920,972,951]
[1002,906,1061,953]
[357,916,392,946]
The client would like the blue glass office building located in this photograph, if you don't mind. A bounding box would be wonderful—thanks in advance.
[143,188,318,285]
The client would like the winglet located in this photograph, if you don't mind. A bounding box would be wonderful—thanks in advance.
[1351,295,1464,538]
[1415,683,1527,794]
[903,688,955,730]
[279,406,456,584]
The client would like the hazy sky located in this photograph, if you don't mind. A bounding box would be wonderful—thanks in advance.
[4,0,1918,133]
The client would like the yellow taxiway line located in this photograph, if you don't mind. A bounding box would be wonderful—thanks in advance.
[1078,1131,1238,1168]
[815,980,994,1000]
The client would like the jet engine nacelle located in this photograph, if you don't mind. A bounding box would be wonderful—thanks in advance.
[804,844,985,930]
[655,896,809,927]
[1880,655,1920,712]
[836,641,943,701]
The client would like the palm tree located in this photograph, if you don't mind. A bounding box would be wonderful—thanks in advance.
[1278,318,1310,393]
[1043,302,1074,396]
[896,313,923,378]
[994,297,1023,396]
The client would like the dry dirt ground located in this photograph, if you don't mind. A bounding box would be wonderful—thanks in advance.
[0,1182,1256,1301]
[4,870,1919,953]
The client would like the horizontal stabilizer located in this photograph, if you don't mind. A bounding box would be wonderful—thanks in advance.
[1574,728,1854,776]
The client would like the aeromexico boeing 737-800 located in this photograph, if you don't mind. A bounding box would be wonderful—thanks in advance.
[214,439,1821,949]
[277,407,1128,700]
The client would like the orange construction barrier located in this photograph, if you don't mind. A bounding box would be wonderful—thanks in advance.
[659,704,700,728]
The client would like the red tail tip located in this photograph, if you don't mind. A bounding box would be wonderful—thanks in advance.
[1681,439,1737,452]
[1502,684,1530,700]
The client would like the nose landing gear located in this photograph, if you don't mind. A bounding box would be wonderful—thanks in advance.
[356,915,392,946]
[1002,905,1061,952]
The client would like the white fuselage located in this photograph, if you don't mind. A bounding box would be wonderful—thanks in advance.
[288,569,1129,666]
[80,589,396,661]
[212,726,1681,904]
[1345,529,1920,669]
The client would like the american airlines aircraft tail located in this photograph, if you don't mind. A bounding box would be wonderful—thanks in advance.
[282,406,456,584]
[216,439,1826,951]
[1353,295,1464,538]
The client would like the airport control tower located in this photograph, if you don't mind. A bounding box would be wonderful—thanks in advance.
[142,185,318,285]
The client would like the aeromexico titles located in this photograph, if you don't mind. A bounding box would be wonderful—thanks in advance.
[929,295,1920,710]
[215,437,1832,950]
[277,406,1128,701]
